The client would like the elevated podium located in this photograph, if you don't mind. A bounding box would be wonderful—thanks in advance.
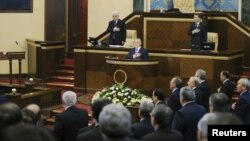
[105,57,159,96]
[6,52,25,85]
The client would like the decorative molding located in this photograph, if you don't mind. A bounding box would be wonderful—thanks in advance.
[207,16,250,37]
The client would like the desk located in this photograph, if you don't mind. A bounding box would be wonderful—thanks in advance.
[74,47,243,95]
[106,57,159,95]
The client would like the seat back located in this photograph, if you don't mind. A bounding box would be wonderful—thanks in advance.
[123,30,137,48]
[207,32,218,51]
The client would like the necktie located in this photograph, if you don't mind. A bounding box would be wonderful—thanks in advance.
[136,48,139,53]
[196,23,199,28]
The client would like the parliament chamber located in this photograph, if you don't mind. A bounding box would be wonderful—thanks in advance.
[73,12,249,96]
[1,3,250,140]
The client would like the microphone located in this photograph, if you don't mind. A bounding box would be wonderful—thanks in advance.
[15,41,27,50]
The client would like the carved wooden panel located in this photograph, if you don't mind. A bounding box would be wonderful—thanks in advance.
[146,21,191,49]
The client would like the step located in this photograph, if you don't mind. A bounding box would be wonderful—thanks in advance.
[56,69,74,75]
[46,82,74,89]
[51,76,74,82]
[58,64,74,70]
[44,117,55,126]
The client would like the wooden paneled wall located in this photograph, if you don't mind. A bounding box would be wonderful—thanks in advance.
[74,47,243,95]
[45,0,66,41]
[68,0,88,52]
[97,12,250,66]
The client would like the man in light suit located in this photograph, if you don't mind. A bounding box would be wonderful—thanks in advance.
[231,78,250,124]
[54,91,88,141]
[171,86,206,141]
[127,38,149,60]
[107,11,126,45]
[188,14,207,48]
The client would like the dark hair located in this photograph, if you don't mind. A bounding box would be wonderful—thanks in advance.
[153,88,165,101]
[173,76,182,89]
[194,14,202,18]
[151,105,173,127]
[209,93,230,112]
[0,102,22,128]
[92,98,112,122]
[2,124,55,141]
[221,70,230,78]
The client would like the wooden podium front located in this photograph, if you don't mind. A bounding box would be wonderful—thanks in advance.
[106,57,159,96]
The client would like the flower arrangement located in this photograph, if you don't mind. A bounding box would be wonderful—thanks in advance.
[92,83,150,106]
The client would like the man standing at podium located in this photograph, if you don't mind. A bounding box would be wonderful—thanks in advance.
[106,11,127,45]
[127,38,149,60]
[188,14,207,48]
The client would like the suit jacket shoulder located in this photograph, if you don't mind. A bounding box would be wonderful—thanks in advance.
[141,128,182,141]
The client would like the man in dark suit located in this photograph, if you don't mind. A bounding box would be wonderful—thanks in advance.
[130,99,154,140]
[232,78,250,124]
[127,38,149,60]
[187,14,207,48]
[195,69,211,111]
[141,105,182,141]
[54,91,88,141]
[77,98,112,141]
[99,104,137,141]
[171,86,206,141]
[107,11,126,45]
[152,88,166,106]
[218,70,235,102]
[168,76,182,116]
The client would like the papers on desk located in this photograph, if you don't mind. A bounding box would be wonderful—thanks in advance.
[109,45,124,48]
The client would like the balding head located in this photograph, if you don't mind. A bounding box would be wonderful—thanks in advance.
[236,78,250,93]
[25,104,40,115]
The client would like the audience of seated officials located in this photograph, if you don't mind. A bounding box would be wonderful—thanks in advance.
[1,68,250,141]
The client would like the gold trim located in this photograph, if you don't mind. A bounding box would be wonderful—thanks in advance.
[41,46,65,50]
[143,17,193,46]
[126,15,141,24]
[99,34,109,42]
[74,49,243,60]
[149,52,167,57]
[26,38,41,47]
[106,60,159,65]
[113,69,127,84]
[87,50,127,55]
[74,49,87,53]
[163,53,243,60]
[74,49,127,54]
[207,16,250,37]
